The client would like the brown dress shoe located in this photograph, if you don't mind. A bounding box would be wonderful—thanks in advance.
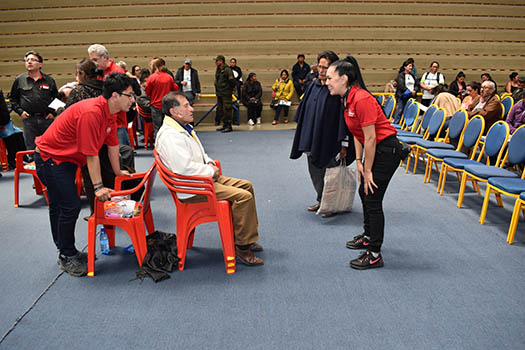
[249,242,264,252]
[235,247,264,266]
[307,203,320,212]
[321,212,336,218]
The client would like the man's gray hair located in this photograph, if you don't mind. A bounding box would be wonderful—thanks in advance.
[483,80,496,90]
[88,44,109,58]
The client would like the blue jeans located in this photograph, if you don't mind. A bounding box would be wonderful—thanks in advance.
[117,127,130,146]
[393,98,406,124]
[35,152,81,256]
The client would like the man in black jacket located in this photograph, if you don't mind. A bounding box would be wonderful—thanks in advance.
[10,51,58,154]
[292,54,310,99]
[214,55,235,133]
[174,58,201,106]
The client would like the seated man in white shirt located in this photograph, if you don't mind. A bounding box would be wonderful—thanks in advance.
[155,92,264,266]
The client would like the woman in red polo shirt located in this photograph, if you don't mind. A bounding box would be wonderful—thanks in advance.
[326,56,402,270]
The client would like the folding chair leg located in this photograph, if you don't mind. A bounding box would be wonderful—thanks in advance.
[14,169,20,207]
[480,186,492,224]
[457,173,468,208]
[507,199,522,244]
[495,193,503,207]
[87,220,97,277]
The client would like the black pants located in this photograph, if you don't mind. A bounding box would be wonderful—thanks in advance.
[22,116,53,151]
[307,155,338,203]
[273,105,289,121]
[358,136,400,253]
[35,152,80,256]
[2,132,26,168]
[247,103,262,122]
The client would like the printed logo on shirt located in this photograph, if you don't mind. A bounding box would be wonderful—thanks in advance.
[40,84,50,90]
[107,127,112,134]
[347,110,356,118]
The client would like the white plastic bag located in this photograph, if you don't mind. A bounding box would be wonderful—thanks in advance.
[317,161,356,215]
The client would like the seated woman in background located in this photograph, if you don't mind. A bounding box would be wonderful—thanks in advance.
[461,81,481,110]
[448,71,467,99]
[505,72,519,94]
[242,72,263,126]
[506,93,525,134]
[271,69,294,125]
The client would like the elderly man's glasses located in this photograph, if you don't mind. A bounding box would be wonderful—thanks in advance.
[25,58,39,63]
[120,92,135,99]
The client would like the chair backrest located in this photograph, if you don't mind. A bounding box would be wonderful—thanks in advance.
[140,165,157,214]
[383,96,396,120]
[154,149,218,207]
[418,105,437,133]
[425,108,446,140]
[137,105,152,119]
[403,102,420,131]
[375,95,384,106]
[506,124,525,167]
[447,109,468,140]
[459,115,485,156]
[501,96,514,118]
[479,121,509,165]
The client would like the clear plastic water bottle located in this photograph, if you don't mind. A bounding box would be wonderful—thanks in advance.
[99,227,111,255]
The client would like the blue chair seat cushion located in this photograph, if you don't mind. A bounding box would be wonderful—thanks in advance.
[464,164,519,180]
[442,158,480,169]
[521,192,525,201]
[397,131,423,138]
[488,177,525,195]
[397,136,422,144]
[427,149,468,159]
[393,124,402,129]
[414,139,455,150]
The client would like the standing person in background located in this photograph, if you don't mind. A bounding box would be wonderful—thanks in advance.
[449,71,467,99]
[230,58,243,99]
[420,61,445,106]
[146,57,178,138]
[290,50,354,218]
[292,54,310,99]
[271,69,294,125]
[327,56,403,270]
[241,72,263,126]
[214,55,236,133]
[506,72,519,94]
[393,59,418,124]
[174,58,201,106]
[10,50,58,158]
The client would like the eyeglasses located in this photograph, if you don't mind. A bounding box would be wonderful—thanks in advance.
[317,65,329,70]
[25,58,40,63]
[120,92,135,99]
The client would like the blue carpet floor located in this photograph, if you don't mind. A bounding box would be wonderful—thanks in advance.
[0,129,524,349]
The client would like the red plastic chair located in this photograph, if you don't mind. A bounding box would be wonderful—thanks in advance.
[0,139,8,171]
[154,150,236,274]
[127,117,138,150]
[14,150,49,207]
[87,163,157,277]
[137,105,154,150]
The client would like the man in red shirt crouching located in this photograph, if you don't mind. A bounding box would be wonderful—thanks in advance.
[34,73,134,277]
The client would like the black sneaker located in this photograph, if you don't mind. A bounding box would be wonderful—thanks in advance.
[216,125,227,131]
[57,252,88,277]
[350,250,384,270]
[221,126,233,133]
[346,233,370,250]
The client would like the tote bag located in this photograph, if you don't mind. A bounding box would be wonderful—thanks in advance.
[317,160,356,215]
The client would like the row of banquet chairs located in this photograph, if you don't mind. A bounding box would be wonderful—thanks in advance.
[390,98,525,245]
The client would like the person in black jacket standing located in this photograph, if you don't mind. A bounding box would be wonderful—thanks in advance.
[393,59,418,124]
[174,58,201,106]
[10,51,58,156]
[241,73,263,125]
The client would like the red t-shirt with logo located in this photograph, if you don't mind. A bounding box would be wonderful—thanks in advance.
[98,60,127,129]
[145,71,178,109]
[35,95,118,167]
[344,86,397,145]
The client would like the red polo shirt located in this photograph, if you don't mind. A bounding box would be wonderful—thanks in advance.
[97,60,127,129]
[35,95,118,167]
[145,71,178,109]
[344,86,397,145]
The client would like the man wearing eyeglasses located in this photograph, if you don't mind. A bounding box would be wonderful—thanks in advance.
[34,73,133,277]
[467,80,502,135]
[9,51,58,156]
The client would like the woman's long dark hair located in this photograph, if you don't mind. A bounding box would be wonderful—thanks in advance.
[77,58,103,80]
[330,55,369,93]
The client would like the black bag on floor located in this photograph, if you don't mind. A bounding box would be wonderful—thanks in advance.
[135,231,178,283]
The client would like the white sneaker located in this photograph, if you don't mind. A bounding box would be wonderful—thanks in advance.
[256,117,262,124]
[248,119,255,126]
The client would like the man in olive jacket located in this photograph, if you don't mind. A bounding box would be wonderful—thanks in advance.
[214,55,235,133]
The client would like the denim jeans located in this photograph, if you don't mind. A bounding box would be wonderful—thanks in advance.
[22,116,54,150]
[35,152,81,256]
[117,127,130,146]
[358,136,401,253]
[393,98,406,124]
